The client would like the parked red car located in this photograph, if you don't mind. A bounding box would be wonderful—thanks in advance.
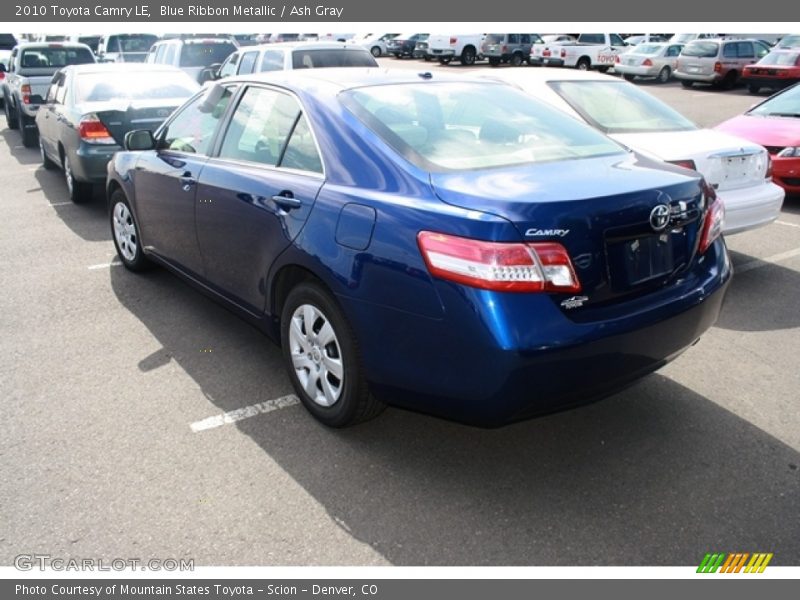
[716,83,800,195]
[743,50,800,93]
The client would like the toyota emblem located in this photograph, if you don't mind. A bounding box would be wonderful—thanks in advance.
[649,204,671,232]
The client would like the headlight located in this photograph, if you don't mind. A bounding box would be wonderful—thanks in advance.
[777,147,800,157]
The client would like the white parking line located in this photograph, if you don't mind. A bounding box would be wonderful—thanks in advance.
[190,395,299,432]
[776,220,800,229]
[87,260,122,270]
[48,202,74,207]
[736,246,800,274]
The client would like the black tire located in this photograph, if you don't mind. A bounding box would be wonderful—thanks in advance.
[461,46,476,66]
[597,66,610,73]
[62,153,93,204]
[657,66,671,83]
[576,57,591,71]
[623,73,636,82]
[488,57,501,67]
[281,282,385,428]
[370,46,381,57]
[4,97,18,129]
[510,52,524,67]
[392,53,401,59]
[423,55,431,62]
[721,70,738,90]
[19,111,37,148]
[748,84,760,94]
[109,189,152,272]
[40,138,57,170]
[681,80,694,88]
[438,56,452,65]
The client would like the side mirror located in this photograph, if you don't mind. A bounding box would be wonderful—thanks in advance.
[124,129,156,152]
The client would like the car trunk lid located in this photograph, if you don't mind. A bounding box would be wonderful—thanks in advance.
[429,154,706,309]
[76,99,182,146]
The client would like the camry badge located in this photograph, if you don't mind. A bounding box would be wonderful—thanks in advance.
[525,228,570,237]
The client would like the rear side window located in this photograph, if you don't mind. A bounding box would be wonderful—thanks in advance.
[260,50,285,72]
[19,47,94,70]
[238,51,258,75]
[218,86,322,173]
[580,34,605,45]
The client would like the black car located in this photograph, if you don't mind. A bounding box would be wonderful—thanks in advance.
[387,33,429,58]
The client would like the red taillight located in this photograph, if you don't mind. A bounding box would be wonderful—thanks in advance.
[667,159,697,171]
[615,55,620,63]
[21,83,31,104]
[501,44,508,53]
[560,48,566,58]
[78,115,115,144]
[543,49,551,57]
[0,71,6,81]
[714,61,722,73]
[698,186,724,255]
[642,58,653,66]
[417,231,581,293]
[449,37,457,45]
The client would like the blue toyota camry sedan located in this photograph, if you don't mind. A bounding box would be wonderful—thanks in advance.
[107,68,731,427]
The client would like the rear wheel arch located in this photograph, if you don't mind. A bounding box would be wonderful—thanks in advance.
[271,265,328,323]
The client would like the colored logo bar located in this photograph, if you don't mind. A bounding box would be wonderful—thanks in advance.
[697,553,773,573]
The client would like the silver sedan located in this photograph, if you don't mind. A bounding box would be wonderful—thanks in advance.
[614,42,683,83]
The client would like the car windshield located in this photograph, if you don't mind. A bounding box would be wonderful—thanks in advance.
[291,49,378,69]
[748,84,800,117]
[107,34,157,53]
[757,52,800,66]
[180,42,236,67]
[76,70,198,102]
[548,80,697,134]
[20,47,95,69]
[682,41,719,57]
[341,82,624,171]
[776,35,800,49]
[633,44,664,55]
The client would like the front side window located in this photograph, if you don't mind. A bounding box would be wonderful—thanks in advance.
[610,34,625,46]
[218,53,239,78]
[162,86,234,154]
[291,49,377,69]
[342,82,624,171]
[218,86,322,174]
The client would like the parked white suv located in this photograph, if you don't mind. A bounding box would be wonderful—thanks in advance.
[145,37,237,83]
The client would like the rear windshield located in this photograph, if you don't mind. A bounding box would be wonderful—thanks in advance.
[776,35,800,49]
[484,34,506,44]
[19,47,95,70]
[634,44,664,55]
[180,42,236,67]
[758,52,800,66]
[682,41,719,57]
[748,84,800,117]
[341,82,623,171]
[549,80,697,134]
[76,70,199,103]
[291,49,378,69]
[106,34,158,53]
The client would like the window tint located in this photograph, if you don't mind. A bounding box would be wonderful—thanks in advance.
[154,44,168,63]
[179,42,236,68]
[164,45,176,65]
[163,87,234,154]
[260,50,285,71]
[755,42,769,58]
[736,42,754,58]
[520,34,531,44]
[281,113,323,174]
[508,34,519,44]
[238,51,258,75]
[45,81,59,104]
[55,77,67,104]
[610,34,625,46]
[581,34,604,45]
[666,45,682,57]
[682,41,718,57]
[722,43,737,58]
[19,47,94,69]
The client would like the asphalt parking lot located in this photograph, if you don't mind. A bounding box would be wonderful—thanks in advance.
[1,60,799,567]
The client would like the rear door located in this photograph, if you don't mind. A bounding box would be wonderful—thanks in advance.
[194,84,324,313]
[132,85,235,277]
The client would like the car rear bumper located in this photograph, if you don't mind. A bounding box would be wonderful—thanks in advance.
[742,75,800,89]
[614,64,660,77]
[542,57,565,67]
[73,143,121,183]
[718,181,785,234]
[772,157,800,194]
[345,239,731,427]
[674,70,720,83]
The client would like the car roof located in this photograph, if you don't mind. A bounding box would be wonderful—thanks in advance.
[15,41,93,50]
[224,67,499,93]
[478,68,617,86]
[61,63,188,74]
[236,41,368,52]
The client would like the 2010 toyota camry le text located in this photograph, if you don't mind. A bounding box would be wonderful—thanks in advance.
[106,68,732,428]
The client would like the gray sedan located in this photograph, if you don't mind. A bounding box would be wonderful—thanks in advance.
[614,42,684,83]
[35,63,199,203]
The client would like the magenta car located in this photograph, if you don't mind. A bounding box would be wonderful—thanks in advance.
[716,83,800,196]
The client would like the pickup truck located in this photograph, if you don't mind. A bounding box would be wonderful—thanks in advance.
[532,33,627,71]
[2,42,95,147]
[426,33,485,66]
